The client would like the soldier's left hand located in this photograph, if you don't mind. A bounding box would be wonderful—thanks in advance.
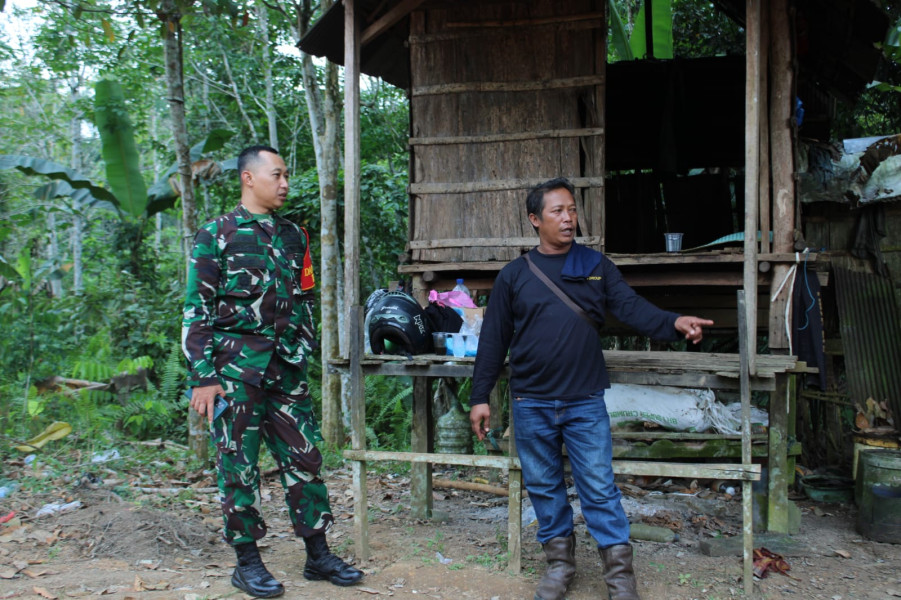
[191,384,227,423]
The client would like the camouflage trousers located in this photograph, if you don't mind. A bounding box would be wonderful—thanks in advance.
[212,359,334,545]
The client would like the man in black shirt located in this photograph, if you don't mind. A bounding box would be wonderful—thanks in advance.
[470,178,713,600]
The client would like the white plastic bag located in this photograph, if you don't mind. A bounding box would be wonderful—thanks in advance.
[604,383,756,434]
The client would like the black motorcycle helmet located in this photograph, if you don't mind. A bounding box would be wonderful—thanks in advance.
[367,291,432,355]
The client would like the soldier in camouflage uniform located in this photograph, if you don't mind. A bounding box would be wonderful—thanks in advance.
[183,145,363,598]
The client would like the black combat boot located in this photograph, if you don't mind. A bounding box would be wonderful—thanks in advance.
[302,533,364,586]
[231,541,284,598]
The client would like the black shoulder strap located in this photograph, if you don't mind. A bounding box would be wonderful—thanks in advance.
[522,253,602,335]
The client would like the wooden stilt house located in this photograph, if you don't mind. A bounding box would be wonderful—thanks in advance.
[301,0,894,589]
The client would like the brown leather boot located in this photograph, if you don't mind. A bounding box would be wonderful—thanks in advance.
[599,544,641,600]
[534,534,576,600]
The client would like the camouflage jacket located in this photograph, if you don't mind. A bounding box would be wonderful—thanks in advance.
[182,204,316,388]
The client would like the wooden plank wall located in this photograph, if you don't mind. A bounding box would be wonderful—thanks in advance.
[408,0,605,264]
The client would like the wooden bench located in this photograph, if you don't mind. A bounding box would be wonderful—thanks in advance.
[333,292,805,594]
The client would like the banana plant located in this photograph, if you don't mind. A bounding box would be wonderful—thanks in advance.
[0,80,234,222]
[629,0,673,60]
[608,0,674,62]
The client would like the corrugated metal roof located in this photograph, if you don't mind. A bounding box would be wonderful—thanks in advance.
[833,263,901,425]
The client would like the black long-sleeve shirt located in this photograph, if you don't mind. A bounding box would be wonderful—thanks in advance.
[469,246,681,405]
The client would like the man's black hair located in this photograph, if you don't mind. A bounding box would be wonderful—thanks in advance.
[526,177,576,232]
[237,145,279,181]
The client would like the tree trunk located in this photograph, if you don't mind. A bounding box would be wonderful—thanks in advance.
[71,214,83,294]
[151,111,163,251]
[258,3,279,150]
[69,77,83,295]
[295,0,344,446]
[160,0,204,459]
[47,212,62,298]
[220,44,258,143]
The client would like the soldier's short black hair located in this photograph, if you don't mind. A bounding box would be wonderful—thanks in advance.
[237,145,279,181]
[526,177,575,232]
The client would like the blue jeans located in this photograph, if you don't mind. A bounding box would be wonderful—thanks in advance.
[512,391,629,548]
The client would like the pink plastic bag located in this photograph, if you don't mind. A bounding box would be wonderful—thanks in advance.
[428,289,477,308]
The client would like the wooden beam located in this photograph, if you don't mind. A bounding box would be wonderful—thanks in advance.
[397,252,818,273]
[361,0,424,46]
[410,177,605,195]
[412,75,606,97]
[408,19,599,45]
[409,127,605,147]
[446,12,604,28]
[744,0,762,376]
[342,449,761,481]
[407,236,598,249]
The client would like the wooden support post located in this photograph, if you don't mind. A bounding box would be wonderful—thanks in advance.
[411,376,433,519]
[768,0,797,350]
[349,306,369,561]
[343,0,362,343]
[767,373,791,532]
[508,401,521,573]
[508,467,522,574]
[738,290,755,597]
[744,0,762,376]
[486,382,504,483]
[344,0,367,562]
[758,0,771,255]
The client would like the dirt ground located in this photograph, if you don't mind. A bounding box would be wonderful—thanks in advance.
[2,461,900,600]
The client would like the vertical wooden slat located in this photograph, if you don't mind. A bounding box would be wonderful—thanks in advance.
[737,290,755,597]
[410,376,434,519]
[743,0,761,375]
[344,0,368,562]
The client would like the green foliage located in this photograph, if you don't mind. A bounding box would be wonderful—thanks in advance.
[0,155,120,208]
[608,0,634,61]
[364,376,414,449]
[630,0,673,60]
[94,79,147,218]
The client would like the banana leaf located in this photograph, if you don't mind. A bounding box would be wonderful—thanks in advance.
[0,155,120,208]
[630,0,673,60]
[0,254,19,280]
[608,0,634,61]
[94,79,147,218]
[32,180,119,213]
